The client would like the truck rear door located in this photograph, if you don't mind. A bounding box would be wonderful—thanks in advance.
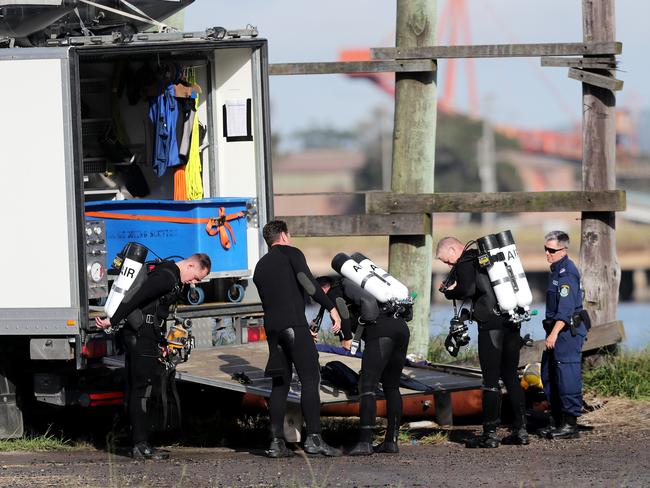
[0,47,84,335]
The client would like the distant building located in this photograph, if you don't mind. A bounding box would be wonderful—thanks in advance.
[497,149,579,228]
[272,148,365,216]
[499,149,578,192]
[639,108,650,156]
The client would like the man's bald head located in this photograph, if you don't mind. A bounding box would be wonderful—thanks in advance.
[435,237,465,267]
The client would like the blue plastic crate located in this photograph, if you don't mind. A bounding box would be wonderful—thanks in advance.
[85,198,250,274]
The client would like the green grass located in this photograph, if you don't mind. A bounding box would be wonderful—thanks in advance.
[583,348,650,400]
[397,425,448,446]
[427,334,479,365]
[0,430,74,452]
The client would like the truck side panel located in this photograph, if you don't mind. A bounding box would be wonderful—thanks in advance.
[0,49,80,334]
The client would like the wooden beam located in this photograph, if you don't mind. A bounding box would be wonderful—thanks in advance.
[541,56,616,69]
[277,214,430,237]
[371,41,622,60]
[568,67,623,91]
[269,59,435,76]
[365,190,626,214]
[518,321,625,367]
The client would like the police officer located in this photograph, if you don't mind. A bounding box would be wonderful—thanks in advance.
[316,276,411,455]
[436,237,528,448]
[253,220,342,458]
[96,253,211,460]
[539,231,587,439]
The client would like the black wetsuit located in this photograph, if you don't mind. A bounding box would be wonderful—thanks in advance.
[110,261,181,446]
[328,279,410,444]
[253,244,335,438]
[443,249,525,432]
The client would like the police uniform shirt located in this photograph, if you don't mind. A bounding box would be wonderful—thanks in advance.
[546,254,582,324]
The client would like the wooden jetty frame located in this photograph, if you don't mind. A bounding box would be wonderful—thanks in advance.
[271,0,624,356]
[280,190,626,236]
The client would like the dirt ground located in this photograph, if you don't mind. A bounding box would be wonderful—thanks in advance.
[1,396,649,488]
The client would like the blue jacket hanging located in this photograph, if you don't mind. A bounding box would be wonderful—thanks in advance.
[149,83,180,176]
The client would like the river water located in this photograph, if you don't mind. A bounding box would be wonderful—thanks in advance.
[429,301,650,351]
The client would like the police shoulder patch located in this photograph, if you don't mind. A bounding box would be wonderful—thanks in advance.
[559,284,570,297]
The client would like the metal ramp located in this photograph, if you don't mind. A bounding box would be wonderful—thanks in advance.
[174,342,483,427]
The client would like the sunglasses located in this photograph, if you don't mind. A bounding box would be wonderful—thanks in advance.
[544,246,566,254]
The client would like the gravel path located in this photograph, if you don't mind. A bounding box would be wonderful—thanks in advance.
[1,397,648,487]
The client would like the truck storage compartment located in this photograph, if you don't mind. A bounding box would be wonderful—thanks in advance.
[79,52,212,202]
[74,38,270,307]
[85,198,250,274]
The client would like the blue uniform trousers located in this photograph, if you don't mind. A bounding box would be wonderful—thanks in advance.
[541,323,586,418]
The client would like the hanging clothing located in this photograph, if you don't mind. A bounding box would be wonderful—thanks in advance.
[149,83,180,176]
[177,96,196,163]
[185,97,203,200]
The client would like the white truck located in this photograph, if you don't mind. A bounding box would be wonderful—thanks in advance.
[0,26,273,438]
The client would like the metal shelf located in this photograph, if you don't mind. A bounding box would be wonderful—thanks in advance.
[83,157,108,174]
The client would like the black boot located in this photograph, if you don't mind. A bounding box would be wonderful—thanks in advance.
[536,413,560,438]
[465,428,500,448]
[131,443,170,460]
[503,406,529,445]
[469,389,501,449]
[501,426,529,445]
[303,434,342,457]
[347,441,373,456]
[266,437,295,458]
[374,441,399,453]
[374,420,399,454]
[547,414,580,440]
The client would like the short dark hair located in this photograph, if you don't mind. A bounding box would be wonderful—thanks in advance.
[262,220,288,247]
[189,253,212,272]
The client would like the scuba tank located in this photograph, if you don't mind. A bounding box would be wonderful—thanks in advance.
[351,252,409,300]
[495,230,533,312]
[104,242,148,318]
[331,253,394,303]
[476,234,518,319]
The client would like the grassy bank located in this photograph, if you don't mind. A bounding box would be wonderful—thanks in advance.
[426,336,650,402]
[584,348,650,400]
[427,334,479,366]
[0,431,74,452]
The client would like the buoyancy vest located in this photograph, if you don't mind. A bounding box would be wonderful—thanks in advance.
[124,261,181,331]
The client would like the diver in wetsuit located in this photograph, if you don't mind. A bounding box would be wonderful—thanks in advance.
[253,220,343,458]
[436,236,528,448]
[316,276,411,455]
[96,253,211,460]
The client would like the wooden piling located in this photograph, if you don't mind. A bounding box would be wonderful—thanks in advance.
[579,0,621,330]
[389,0,437,356]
